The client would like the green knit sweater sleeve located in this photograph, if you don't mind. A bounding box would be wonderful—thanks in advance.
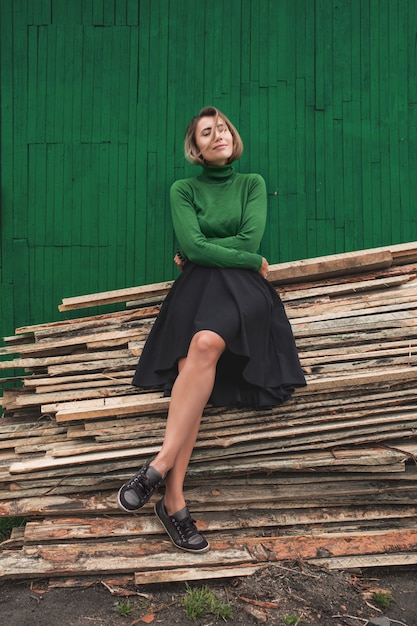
[170,174,266,271]
[207,174,267,253]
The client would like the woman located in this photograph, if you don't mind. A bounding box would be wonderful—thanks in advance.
[118,106,306,553]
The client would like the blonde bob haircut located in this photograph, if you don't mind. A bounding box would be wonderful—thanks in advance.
[184,106,244,165]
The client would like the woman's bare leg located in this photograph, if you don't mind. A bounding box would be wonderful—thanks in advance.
[151,330,225,514]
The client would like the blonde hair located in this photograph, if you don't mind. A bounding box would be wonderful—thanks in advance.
[184,106,244,165]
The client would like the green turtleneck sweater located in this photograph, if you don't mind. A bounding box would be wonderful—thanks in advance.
[170,164,267,272]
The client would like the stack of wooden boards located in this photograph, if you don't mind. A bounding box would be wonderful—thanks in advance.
[1,243,417,584]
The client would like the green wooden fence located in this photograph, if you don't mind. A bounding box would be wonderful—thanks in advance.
[1,0,416,347]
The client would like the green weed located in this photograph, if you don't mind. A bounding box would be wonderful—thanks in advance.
[282,614,304,626]
[116,599,133,616]
[182,583,232,621]
[373,590,392,609]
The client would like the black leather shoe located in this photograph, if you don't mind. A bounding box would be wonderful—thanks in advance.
[155,497,209,553]
[118,458,164,512]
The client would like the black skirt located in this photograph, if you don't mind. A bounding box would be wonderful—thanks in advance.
[132,263,306,409]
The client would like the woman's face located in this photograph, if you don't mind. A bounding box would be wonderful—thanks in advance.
[195,116,234,165]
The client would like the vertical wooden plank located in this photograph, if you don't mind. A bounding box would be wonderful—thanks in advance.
[127,0,139,25]
[360,0,373,248]
[388,0,401,244]
[51,0,82,24]
[92,0,104,26]
[91,27,104,143]
[27,144,46,247]
[28,0,52,25]
[0,0,14,346]
[134,0,151,286]
[71,25,83,143]
[304,0,315,109]
[45,24,57,143]
[399,0,413,242]
[100,25,113,142]
[115,0,127,25]
[98,142,110,258]
[125,26,139,287]
[35,25,48,143]
[295,77,307,261]
[378,0,391,245]
[82,0,94,25]
[81,26,94,143]
[116,143,128,286]
[314,0,325,111]
[240,0,250,85]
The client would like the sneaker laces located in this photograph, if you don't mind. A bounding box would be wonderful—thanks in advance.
[173,515,199,541]
[126,468,158,499]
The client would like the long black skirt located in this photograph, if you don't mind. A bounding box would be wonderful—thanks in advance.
[132,263,306,409]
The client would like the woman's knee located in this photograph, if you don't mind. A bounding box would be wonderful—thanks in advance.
[189,331,226,362]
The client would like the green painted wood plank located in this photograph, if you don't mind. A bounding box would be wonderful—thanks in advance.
[314,0,324,110]
[78,145,92,247]
[398,1,412,243]
[10,6,28,243]
[51,0,82,24]
[145,151,157,282]
[240,0,250,85]
[27,25,38,143]
[307,219,317,258]
[294,76,307,261]
[27,144,46,246]
[103,0,115,25]
[29,0,52,25]
[275,0,288,83]
[100,26,113,141]
[14,239,30,327]
[92,0,104,26]
[304,0,315,109]
[46,25,57,143]
[72,144,85,249]
[0,0,14,283]
[91,27,104,142]
[53,25,66,143]
[71,25,83,142]
[115,0,127,25]
[350,0,361,102]
[82,0,94,25]
[333,118,344,230]
[81,26,94,142]
[44,145,55,246]
[342,102,358,251]
[304,104,316,221]
[36,25,48,142]
[314,110,326,220]
[323,107,335,227]
[249,0,260,85]
[125,26,139,287]
[62,26,74,143]
[378,1,391,246]
[127,0,139,25]
[388,0,401,244]
[134,0,151,285]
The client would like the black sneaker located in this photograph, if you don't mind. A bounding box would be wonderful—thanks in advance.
[155,497,209,553]
[118,458,164,512]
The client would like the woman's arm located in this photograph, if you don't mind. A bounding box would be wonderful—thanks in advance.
[206,174,267,252]
[170,178,265,271]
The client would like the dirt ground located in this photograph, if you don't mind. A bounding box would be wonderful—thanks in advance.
[0,562,416,626]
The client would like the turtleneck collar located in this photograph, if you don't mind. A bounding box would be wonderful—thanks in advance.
[198,163,235,182]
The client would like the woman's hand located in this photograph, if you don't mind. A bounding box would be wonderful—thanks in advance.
[258,257,269,279]
[174,253,186,272]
